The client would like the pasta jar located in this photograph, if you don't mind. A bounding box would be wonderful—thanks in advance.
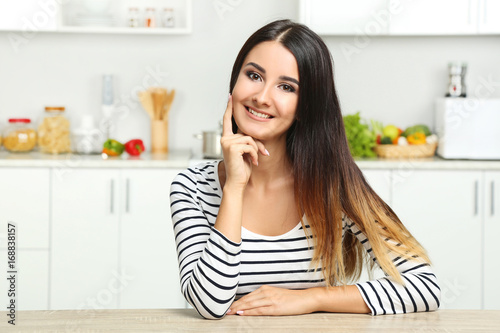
[3,118,37,152]
[38,106,71,154]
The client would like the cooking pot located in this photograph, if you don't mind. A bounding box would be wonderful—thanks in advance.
[194,131,223,159]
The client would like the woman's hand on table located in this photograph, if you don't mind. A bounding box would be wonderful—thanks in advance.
[226,285,318,316]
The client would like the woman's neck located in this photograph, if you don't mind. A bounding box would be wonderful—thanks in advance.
[247,138,293,188]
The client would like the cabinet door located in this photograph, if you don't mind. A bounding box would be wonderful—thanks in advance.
[362,169,392,206]
[0,249,49,310]
[120,168,185,309]
[478,0,500,33]
[51,169,119,310]
[392,170,482,309]
[389,0,477,35]
[0,168,49,249]
[300,0,388,35]
[484,171,500,309]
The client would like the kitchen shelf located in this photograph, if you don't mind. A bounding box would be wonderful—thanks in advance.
[0,0,192,35]
[54,26,191,35]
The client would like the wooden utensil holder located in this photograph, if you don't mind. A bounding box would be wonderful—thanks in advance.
[151,120,168,153]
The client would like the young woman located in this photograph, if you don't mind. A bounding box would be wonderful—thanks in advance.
[170,19,441,319]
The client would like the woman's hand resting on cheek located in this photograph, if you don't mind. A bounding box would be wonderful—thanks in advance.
[226,285,318,316]
[220,94,268,190]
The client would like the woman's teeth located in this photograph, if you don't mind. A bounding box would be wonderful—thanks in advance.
[247,107,271,119]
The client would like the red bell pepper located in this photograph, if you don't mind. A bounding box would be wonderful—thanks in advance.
[125,139,145,156]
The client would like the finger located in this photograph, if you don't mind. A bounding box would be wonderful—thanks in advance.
[222,94,234,137]
[254,139,270,157]
[234,306,273,316]
[223,136,260,166]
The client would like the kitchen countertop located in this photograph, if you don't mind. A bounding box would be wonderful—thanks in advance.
[1,309,499,332]
[1,150,500,169]
[0,150,192,168]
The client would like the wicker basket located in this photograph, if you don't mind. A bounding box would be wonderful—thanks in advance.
[374,142,438,158]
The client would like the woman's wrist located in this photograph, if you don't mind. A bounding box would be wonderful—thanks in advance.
[310,285,371,314]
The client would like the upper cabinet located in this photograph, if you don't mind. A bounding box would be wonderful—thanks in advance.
[299,0,389,35]
[0,0,192,34]
[478,0,500,33]
[389,0,477,35]
[300,0,500,35]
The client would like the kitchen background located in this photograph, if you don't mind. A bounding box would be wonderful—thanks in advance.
[1,0,499,156]
[1,0,500,313]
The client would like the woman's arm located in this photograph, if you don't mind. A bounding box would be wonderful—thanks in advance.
[170,168,242,319]
[345,216,441,315]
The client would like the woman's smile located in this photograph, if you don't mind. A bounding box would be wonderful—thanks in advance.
[245,106,274,121]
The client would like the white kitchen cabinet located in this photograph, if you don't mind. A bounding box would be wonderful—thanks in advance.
[389,0,477,35]
[362,169,392,205]
[51,169,120,310]
[0,168,50,249]
[392,170,482,310]
[0,249,49,310]
[300,0,389,35]
[0,168,50,310]
[478,0,500,33]
[51,167,185,310]
[301,0,500,36]
[483,171,500,309]
[119,168,185,309]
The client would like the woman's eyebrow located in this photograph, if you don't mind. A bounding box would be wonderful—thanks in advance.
[244,62,299,86]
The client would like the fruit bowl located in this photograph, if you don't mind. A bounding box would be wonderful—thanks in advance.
[374,142,438,158]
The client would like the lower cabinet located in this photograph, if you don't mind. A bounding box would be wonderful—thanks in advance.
[392,170,483,309]
[0,168,50,310]
[50,167,185,310]
[483,171,500,310]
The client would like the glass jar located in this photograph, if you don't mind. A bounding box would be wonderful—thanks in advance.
[128,7,140,28]
[145,8,156,27]
[38,106,71,154]
[161,8,175,28]
[3,118,37,152]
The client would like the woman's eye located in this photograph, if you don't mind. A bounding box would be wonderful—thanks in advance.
[247,72,261,81]
[280,84,295,93]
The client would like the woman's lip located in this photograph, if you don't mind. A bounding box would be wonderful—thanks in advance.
[245,106,273,118]
[244,106,273,122]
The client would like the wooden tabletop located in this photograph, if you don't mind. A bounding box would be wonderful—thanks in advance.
[2,309,500,332]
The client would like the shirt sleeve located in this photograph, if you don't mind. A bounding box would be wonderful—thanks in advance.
[170,170,241,319]
[344,216,441,315]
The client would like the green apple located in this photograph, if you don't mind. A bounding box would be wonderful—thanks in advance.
[383,125,400,141]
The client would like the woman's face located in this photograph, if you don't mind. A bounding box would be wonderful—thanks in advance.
[232,41,299,142]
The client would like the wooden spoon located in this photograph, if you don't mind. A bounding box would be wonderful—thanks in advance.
[162,89,176,120]
[138,91,154,119]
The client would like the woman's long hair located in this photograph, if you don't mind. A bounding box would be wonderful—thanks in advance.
[229,19,430,286]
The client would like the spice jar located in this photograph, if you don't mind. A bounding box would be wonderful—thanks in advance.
[38,106,71,154]
[3,118,37,152]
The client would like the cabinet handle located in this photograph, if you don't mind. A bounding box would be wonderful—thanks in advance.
[474,180,479,216]
[126,178,130,213]
[110,179,115,214]
[491,181,495,216]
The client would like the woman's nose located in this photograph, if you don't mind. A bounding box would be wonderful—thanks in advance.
[252,84,272,106]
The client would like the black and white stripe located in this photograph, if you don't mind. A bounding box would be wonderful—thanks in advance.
[170,161,441,319]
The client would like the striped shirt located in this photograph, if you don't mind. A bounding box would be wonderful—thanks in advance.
[170,161,441,319]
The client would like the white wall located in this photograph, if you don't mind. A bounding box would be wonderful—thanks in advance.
[1,0,499,156]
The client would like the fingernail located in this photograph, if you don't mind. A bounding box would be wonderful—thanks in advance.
[236,310,244,315]
[226,309,232,314]
[265,149,270,156]
[228,93,231,100]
